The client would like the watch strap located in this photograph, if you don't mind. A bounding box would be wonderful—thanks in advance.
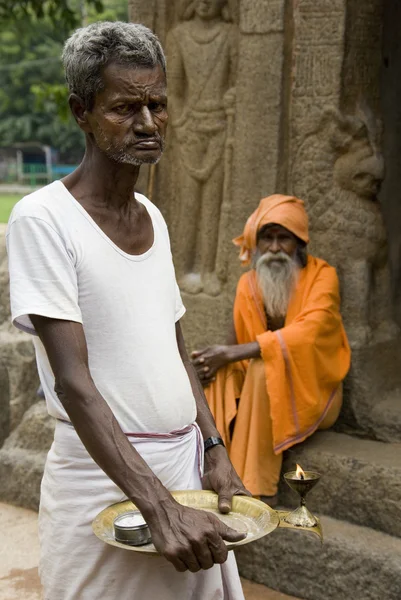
[204,436,225,453]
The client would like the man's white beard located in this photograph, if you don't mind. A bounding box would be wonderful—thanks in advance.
[255,251,300,319]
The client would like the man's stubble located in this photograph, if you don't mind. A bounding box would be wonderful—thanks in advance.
[97,127,165,166]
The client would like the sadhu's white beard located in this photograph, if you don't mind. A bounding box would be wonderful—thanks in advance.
[255,251,300,319]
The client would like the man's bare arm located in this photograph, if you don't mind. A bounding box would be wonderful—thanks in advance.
[176,321,250,512]
[30,315,171,516]
[32,315,244,571]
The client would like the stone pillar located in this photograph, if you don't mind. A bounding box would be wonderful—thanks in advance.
[135,0,287,349]
[227,0,286,296]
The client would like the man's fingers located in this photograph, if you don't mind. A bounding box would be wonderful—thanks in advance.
[170,557,188,572]
[207,536,228,564]
[219,523,247,543]
[218,493,232,514]
[192,543,215,570]
[163,540,202,573]
[192,356,205,366]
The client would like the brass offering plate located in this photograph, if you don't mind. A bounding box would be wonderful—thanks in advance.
[92,490,280,553]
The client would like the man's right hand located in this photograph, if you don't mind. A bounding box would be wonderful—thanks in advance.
[145,499,246,572]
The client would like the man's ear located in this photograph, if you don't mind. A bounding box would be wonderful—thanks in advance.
[69,94,92,133]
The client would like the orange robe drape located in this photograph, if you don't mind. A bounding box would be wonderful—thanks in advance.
[205,256,351,495]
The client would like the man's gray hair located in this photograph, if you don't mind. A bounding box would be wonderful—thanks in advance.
[62,21,166,110]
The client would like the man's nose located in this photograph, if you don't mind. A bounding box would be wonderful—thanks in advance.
[270,239,280,253]
[135,107,157,135]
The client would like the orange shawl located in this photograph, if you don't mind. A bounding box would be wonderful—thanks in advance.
[231,255,350,453]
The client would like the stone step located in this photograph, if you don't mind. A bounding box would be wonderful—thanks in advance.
[279,431,401,538]
[235,514,401,600]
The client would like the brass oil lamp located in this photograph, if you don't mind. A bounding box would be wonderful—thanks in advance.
[283,464,321,528]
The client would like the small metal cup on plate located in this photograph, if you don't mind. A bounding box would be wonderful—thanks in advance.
[113,511,152,546]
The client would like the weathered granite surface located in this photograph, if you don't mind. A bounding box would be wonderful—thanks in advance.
[128,0,401,442]
[0,401,54,510]
[279,431,401,538]
[0,361,10,448]
[235,515,401,600]
[0,229,39,434]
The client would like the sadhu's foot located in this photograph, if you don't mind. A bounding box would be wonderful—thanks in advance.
[257,494,278,509]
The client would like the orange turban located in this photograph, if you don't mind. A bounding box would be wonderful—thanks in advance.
[233,194,309,265]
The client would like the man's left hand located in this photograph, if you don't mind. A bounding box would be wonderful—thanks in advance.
[202,445,251,513]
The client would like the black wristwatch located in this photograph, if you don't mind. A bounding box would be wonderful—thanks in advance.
[204,436,225,453]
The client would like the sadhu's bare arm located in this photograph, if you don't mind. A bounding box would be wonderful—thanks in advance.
[191,312,261,384]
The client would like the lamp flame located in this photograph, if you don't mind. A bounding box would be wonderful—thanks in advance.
[295,464,306,480]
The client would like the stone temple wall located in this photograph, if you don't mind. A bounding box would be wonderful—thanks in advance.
[124,3,401,597]
[128,0,401,438]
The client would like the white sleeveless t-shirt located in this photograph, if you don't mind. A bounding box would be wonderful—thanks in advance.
[6,180,196,433]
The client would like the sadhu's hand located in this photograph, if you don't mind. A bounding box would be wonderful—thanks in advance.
[191,345,231,385]
[147,498,246,572]
[202,445,251,514]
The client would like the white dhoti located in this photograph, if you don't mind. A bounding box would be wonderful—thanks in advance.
[39,421,245,600]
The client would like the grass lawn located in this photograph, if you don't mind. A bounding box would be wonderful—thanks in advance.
[0,194,23,223]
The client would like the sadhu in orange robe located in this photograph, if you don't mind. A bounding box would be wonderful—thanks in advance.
[205,256,351,496]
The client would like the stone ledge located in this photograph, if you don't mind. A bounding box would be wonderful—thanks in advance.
[235,515,401,600]
[279,431,401,538]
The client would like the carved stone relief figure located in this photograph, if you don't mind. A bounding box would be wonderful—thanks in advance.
[291,108,398,347]
[166,0,238,296]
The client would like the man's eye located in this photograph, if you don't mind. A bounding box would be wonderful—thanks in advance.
[149,102,166,112]
[115,105,130,115]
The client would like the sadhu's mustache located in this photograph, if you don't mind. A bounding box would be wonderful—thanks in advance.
[255,250,294,266]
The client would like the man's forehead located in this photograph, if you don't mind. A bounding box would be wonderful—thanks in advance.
[100,62,167,100]
[258,223,293,236]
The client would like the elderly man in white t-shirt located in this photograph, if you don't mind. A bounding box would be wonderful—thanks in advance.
[6,22,248,600]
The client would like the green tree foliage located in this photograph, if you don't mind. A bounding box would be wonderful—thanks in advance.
[0,0,104,29]
[0,0,128,163]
